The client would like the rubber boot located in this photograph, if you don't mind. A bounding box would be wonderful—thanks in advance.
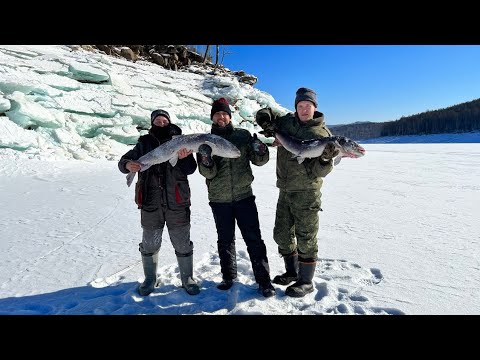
[285,261,316,298]
[177,254,200,295]
[272,251,299,285]
[138,253,158,296]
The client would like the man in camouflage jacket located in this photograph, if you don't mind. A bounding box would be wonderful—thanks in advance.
[255,87,339,298]
[197,98,276,298]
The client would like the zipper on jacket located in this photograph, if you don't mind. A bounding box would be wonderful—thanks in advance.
[229,159,235,201]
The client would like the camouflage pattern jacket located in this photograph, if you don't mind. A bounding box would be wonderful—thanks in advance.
[198,124,269,203]
[257,108,333,192]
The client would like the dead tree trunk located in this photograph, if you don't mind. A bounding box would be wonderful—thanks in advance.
[203,45,210,64]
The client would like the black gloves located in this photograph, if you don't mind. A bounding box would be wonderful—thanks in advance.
[197,144,214,167]
[320,143,339,163]
[251,133,267,156]
[256,111,275,137]
[256,111,271,129]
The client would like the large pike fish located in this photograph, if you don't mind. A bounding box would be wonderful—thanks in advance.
[274,130,365,165]
[125,133,241,187]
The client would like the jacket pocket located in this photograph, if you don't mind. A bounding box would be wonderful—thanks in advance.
[168,180,191,209]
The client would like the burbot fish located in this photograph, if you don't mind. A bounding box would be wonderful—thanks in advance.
[125,133,241,187]
[274,130,365,165]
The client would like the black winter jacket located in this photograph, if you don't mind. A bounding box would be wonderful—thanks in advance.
[118,124,197,211]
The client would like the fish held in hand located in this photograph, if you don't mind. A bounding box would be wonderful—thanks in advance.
[126,133,241,187]
[274,130,365,165]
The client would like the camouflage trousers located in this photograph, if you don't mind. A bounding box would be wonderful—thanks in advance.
[273,190,322,260]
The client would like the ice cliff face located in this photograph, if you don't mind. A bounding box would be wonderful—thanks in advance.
[0,45,287,160]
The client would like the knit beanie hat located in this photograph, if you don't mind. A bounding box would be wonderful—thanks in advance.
[210,98,232,120]
[295,87,317,109]
[150,109,171,125]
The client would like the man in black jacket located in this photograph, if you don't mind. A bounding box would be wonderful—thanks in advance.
[118,109,200,296]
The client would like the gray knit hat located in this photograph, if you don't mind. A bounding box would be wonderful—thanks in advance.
[295,87,317,109]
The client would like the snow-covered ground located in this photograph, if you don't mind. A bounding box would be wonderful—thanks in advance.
[1,141,478,315]
[0,45,478,315]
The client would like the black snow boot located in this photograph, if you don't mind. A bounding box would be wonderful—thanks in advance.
[217,279,234,290]
[138,253,159,296]
[285,261,316,298]
[272,251,299,286]
[258,281,276,298]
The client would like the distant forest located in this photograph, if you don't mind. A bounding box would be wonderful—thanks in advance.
[330,98,480,140]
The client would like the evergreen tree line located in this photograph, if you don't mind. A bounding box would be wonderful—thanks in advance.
[330,98,480,140]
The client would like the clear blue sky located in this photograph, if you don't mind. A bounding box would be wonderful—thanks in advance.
[215,45,480,125]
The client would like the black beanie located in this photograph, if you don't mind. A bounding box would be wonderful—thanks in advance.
[295,87,317,109]
[210,98,232,120]
[150,109,171,125]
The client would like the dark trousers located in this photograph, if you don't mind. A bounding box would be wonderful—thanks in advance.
[210,196,271,285]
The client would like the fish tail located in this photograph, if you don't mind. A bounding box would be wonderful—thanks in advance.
[126,172,136,187]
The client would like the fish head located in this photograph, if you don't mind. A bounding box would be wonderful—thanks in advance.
[335,137,366,158]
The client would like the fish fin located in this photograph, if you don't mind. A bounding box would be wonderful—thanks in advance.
[169,155,179,167]
[126,172,136,187]
[290,154,305,164]
[334,156,342,166]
